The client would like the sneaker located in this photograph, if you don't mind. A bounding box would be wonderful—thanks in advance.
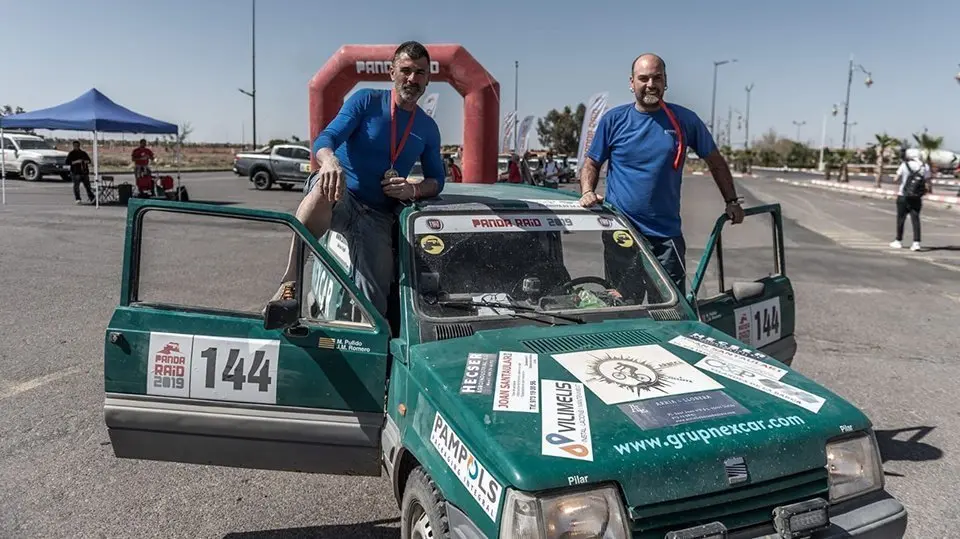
[889,240,902,249]
[75,199,83,204]
[910,242,922,251]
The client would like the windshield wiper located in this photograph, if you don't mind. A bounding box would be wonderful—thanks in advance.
[428,297,585,325]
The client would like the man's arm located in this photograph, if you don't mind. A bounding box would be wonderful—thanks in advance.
[416,138,445,198]
[578,113,612,205]
[579,157,602,195]
[312,90,369,164]
[702,149,738,202]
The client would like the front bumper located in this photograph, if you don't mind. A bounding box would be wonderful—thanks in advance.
[725,490,907,539]
[40,162,70,175]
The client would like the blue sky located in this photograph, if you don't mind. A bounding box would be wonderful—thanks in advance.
[3,0,958,151]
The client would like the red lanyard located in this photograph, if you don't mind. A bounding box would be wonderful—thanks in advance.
[660,103,685,170]
[390,89,417,167]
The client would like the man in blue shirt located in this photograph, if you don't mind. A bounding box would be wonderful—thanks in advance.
[579,53,744,297]
[274,41,446,316]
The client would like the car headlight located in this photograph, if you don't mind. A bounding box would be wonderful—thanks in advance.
[826,432,884,503]
[499,485,630,539]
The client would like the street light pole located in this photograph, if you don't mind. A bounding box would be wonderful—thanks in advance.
[841,54,872,153]
[514,60,519,152]
[709,58,737,135]
[792,120,807,142]
[238,0,257,149]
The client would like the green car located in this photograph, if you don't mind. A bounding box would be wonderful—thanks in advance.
[103,184,907,539]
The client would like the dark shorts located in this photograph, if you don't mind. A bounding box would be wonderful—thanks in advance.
[304,173,396,316]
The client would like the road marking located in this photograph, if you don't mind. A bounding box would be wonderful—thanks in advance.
[835,286,884,294]
[0,366,85,400]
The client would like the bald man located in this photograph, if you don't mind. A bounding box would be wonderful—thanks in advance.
[579,53,744,296]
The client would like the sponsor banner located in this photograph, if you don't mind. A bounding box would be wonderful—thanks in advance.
[695,357,825,414]
[356,60,440,75]
[520,199,600,210]
[541,380,593,461]
[733,297,782,348]
[553,345,724,406]
[668,335,787,381]
[420,93,440,118]
[517,115,535,154]
[412,213,629,235]
[460,353,498,395]
[612,415,807,454]
[430,412,503,521]
[501,111,518,153]
[493,351,539,413]
[147,332,194,398]
[618,390,749,430]
[575,92,609,176]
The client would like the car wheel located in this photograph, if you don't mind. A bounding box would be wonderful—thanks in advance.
[280,183,294,190]
[401,467,450,539]
[252,171,272,190]
[21,162,41,181]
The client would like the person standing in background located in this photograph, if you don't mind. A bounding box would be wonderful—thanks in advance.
[65,140,95,204]
[890,148,933,252]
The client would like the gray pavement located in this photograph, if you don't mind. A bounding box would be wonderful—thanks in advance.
[0,172,957,538]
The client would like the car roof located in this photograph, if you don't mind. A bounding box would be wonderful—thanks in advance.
[410,182,598,213]
[4,133,43,139]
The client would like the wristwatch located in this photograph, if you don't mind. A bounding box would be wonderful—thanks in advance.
[725,196,743,205]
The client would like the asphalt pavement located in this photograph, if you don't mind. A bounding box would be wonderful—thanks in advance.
[0,171,957,538]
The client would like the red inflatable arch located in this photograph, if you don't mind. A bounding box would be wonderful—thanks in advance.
[308,43,500,184]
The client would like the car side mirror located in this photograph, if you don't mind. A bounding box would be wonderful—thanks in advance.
[263,298,300,330]
[732,281,765,302]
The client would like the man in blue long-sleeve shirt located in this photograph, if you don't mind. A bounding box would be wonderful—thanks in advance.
[275,41,446,316]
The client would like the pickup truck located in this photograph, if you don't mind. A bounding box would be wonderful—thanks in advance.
[233,144,312,191]
[0,132,71,181]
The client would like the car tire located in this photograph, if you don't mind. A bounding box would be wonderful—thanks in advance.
[252,170,272,190]
[280,183,294,190]
[401,467,450,539]
[21,162,41,181]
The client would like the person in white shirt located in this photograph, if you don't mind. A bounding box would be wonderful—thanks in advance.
[890,148,933,251]
[542,151,560,186]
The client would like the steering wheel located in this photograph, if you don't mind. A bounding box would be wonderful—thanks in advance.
[552,276,615,295]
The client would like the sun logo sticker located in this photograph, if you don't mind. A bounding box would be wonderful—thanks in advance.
[552,345,724,405]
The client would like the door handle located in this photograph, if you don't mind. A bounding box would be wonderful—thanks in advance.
[285,325,309,338]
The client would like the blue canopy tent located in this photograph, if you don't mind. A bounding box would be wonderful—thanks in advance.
[0,88,180,206]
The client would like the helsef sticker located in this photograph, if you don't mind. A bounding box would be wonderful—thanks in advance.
[493,351,539,413]
[430,412,503,521]
[541,380,593,461]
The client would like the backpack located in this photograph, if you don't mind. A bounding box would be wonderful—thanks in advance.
[902,162,927,197]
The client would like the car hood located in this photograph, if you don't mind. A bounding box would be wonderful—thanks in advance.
[22,149,68,159]
[410,318,870,510]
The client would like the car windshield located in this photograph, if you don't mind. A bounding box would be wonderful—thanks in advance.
[410,208,676,320]
[16,139,55,150]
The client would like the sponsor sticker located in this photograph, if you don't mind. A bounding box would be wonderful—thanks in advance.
[430,412,503,521]
[412,213,631,234]
[733,297,782,347]
[459,353,497,395]
[618,390,750,430]
[541,380,593,461]
[552,345,723,405]
[147,332,194,398]
[612,230,634,248]
[420,235,445,255]
[695,357,825,413]
[669,334,787,381]
[493,351,539,413]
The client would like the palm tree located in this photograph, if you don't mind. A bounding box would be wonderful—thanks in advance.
[868,133,898,187]
[912,132,943,167]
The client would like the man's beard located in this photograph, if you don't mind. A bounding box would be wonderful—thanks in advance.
[398,84,422,103]
[638,90,661,106]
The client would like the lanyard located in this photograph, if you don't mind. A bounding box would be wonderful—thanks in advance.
[390,89,417,167]
[660,103,685,170]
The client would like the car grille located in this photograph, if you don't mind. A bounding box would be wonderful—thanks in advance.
[521,329,659,354]
[629,468,829,538]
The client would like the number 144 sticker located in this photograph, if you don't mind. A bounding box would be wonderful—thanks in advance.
[734,297,781,348]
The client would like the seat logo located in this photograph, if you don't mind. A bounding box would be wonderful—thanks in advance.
[724,456,749,485]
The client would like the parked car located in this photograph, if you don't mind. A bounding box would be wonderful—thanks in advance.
[233,144,312,191]
[103,184,906,539]
[0,132,70,181]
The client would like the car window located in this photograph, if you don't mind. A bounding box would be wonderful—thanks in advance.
[293,148,311,160]
[275,147,294,158]
[0,137,12,150]
[410,210,676,319]
[14,138,55,150]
